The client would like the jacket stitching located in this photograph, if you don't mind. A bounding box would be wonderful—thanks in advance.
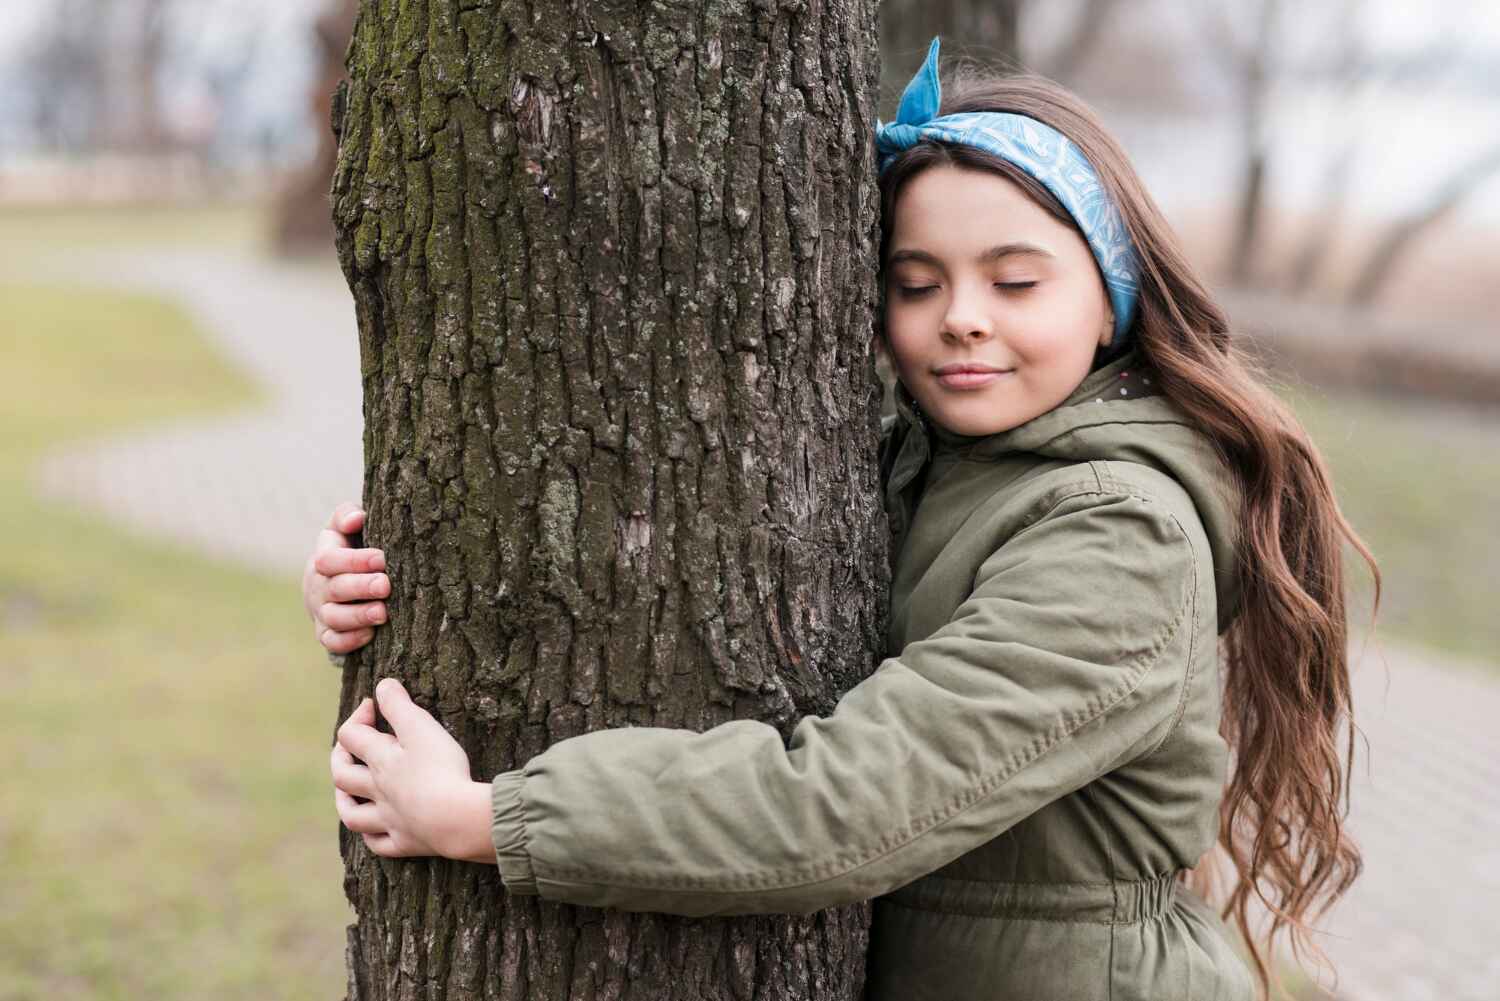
[1097,459,1204,756]
[878,896,1155,927]
[1085,779,1122,1000]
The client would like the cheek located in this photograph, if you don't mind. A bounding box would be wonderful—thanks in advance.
[1008,284,1107,361]
[881,309,925,367]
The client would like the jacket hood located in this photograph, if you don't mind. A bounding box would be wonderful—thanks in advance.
[893,352,1243,630]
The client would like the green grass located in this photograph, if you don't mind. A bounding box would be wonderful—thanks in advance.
[1288,386,1500,672]
[0,282,347,1000]
[0,201,265,266]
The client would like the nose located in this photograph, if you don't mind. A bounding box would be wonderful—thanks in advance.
[940,281,995,343]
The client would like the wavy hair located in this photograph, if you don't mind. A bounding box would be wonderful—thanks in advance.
[875,67,1380,996]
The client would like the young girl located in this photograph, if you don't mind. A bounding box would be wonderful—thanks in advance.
[304,39,1375,1001]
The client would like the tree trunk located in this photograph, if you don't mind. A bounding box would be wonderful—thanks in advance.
[330,1,886,998]
[880,0,1022,107]
[273,0,359,255]
[1226,0,1279,287]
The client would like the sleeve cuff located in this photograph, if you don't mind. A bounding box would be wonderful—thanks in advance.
[490,769,539,896]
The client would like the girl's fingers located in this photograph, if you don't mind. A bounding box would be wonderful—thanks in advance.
[328,502,365,533]
[319,626,374,654]
[337,699,396,764]
[313,527,352,556]
[331,745,376,800]
[318,600,387,632]
[314,547,386,576]
[348,695,376,726]
[373,678,434,743]
[335,787,385,834]
[326,572,391,603]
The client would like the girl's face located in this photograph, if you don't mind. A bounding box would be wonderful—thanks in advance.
[882,164,1115,437]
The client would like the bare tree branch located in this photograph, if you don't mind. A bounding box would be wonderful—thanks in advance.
[1226,0,1280,286]
[1347,143,1500,305]
[1282,0,1371,295]
[1036,0,1123,82]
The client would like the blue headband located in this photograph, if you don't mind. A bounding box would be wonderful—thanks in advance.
[876,38,1140,346]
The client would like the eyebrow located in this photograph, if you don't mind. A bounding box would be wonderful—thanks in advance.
[886,242,1056,267]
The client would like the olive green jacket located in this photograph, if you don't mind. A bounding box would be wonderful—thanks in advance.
[490,353,1255,1000]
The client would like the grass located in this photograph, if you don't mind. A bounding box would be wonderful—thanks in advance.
[1287,384,1500,673]
[0,281,347,1001]
[0,201,265,267]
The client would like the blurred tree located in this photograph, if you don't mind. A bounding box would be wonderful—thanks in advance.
[330,2,886,998]
[1192,0,1282,286]
[882,0,1022,87]
[18,0,274,167]
[879,0,1121,110]
[1196,0,1500,304]
[110,0,172,153]
[1347,141,1500,305]
[1281,0,1369,298]
[272,0,357,254]
[23,0,112,153]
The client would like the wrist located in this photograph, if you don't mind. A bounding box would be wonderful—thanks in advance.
[439,780,498,865]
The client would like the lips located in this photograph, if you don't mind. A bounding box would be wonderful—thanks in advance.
[933,363,1011,375]
[935,367,1012,390]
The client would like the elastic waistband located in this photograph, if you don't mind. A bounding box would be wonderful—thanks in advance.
[882,871,1181,925]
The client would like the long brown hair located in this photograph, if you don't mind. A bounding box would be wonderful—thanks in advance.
[876,67,1380,995]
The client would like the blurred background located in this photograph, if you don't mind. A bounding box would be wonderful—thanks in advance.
[1,1,1496,998]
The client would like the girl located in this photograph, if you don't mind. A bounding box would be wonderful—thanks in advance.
[304,39,1376,1001]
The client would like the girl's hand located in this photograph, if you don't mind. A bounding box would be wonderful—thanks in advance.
[302,501,390,655]
[332,678,496,863]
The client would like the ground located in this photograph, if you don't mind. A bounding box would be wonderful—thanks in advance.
[2,201,1496,1001]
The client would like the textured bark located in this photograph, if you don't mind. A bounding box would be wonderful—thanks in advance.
[330,1,885,998]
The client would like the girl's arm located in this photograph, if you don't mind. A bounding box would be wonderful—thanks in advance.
[338,478,1205,916]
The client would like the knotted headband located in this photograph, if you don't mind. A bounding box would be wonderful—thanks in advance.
[876,37,1141,346]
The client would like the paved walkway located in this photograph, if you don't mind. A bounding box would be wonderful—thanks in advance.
[1322,643,1500,1001]
[22,246,1500,1000]
[30,248,364,577]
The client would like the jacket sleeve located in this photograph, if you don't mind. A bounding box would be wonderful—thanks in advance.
[489,484,1201,916]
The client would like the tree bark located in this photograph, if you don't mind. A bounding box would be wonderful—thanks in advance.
[330,1,886,998]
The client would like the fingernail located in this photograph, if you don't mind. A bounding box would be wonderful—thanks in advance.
[369,605,385,624]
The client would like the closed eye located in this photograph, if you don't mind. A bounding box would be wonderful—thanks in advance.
[996,281,1038,290]
[896,285,938,299]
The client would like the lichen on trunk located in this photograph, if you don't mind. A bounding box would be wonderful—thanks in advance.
[330,0,886,997]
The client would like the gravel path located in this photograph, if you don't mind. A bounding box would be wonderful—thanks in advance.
[23,246,1500,1000]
